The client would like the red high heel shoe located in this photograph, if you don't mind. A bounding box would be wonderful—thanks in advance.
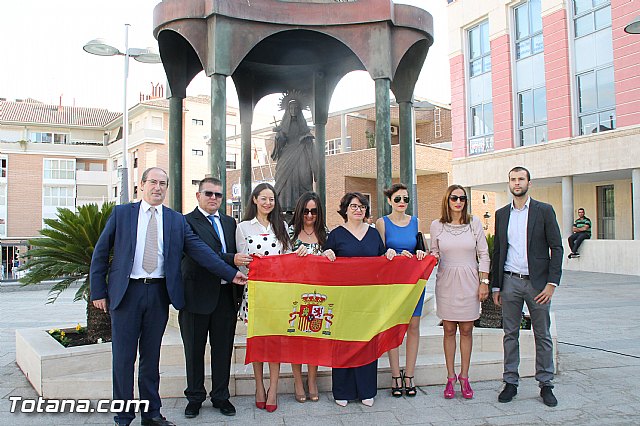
[265,387,278,413]
[459,376,474,399]
[444,374,457,399]
[255,386,266,409]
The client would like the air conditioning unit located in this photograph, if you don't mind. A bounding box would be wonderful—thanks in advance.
[390,125,399,135]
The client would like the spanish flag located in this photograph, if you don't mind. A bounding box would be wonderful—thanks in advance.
[245,254,436,368]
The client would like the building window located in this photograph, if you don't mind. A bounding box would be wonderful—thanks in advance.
[573,0,615,135]
[514,0,547,146]
[192,149,204,156]
[467,20,494,155]
[0,158,6,178]
[226,160,237,170]
[596,184,615,239]
[44,159,75,180]
[325,138,343,155]
[191,179,200,186]
[43,186,75,207]
[133,185,138,199]
[151,116,163,129]
[31,132,69,144]
[231,202,241,221]
[192,119,204,126]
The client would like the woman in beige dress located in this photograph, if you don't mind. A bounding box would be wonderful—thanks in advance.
[430,185,490,399]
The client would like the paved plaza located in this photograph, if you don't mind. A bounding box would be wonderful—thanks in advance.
[1,270,639,425]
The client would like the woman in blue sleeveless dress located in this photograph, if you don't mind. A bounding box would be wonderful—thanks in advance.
[376,183,427,398]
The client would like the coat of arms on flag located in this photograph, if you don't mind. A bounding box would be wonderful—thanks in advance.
[288,292,334,335]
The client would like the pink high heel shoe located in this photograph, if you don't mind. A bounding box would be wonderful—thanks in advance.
[444,374,457,399]
[458,376,474,399]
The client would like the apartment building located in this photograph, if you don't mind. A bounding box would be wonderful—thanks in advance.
[447,0,640,274]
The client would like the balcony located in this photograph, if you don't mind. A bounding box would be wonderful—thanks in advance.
[76,170,110,186]
[128,128,165,147]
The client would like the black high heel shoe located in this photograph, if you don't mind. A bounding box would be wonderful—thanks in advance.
[404,373,417,397]
[391,371,403,398]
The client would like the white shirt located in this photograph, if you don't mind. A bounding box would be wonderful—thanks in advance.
[130,200,165,279]
[504,197,530,275]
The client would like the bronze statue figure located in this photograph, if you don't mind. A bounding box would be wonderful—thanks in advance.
[271,95,316,212]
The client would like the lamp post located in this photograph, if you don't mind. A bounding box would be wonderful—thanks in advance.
[83,24,161,204]
[624,16,640,34]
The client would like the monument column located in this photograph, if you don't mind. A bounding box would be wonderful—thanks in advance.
[313,72,329,209]
[210,74,227,205]
[562,176,574,238]
[168,95,184,212]
[239,103,254,210]
[375,78,392,218]
[398,100,416,216]
[633,169,640,239]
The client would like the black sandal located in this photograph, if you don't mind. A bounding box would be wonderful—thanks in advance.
[404,374,417,397]
[391,374,403,398]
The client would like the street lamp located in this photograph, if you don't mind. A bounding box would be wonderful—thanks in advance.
[83,24,161,204]
[624,16,640,34]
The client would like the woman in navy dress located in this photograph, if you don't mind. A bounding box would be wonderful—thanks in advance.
[322,192,385,407]
[376,183,427,398]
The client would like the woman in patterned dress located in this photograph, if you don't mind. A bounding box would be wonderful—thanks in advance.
[288,191,327,403]
[429,185,490,399]
[236,182,290,412]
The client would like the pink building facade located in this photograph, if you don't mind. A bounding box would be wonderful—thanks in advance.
[447,0,640,275]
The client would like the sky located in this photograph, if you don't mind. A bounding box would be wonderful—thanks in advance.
[0,0,450,116]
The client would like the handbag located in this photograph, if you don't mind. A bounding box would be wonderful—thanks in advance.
[416,231,426,252]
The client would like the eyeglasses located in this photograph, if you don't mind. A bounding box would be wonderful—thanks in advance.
[144,179,168,188]
[449,195,468,202]
[393,196,410,203]
[303,208,318,216]
[200,190,223,199]
[349,204,366,211]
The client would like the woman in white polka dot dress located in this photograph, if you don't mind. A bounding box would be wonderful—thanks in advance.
[235,182,290,412]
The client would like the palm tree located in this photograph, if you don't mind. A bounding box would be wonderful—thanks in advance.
[20,202,115,343]
[477,233,502,328]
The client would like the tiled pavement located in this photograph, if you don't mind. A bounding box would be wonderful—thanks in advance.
[1,271,639,425]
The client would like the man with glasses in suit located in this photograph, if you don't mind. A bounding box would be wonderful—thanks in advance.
[180,177,253,418]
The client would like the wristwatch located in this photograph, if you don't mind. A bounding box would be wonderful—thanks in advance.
[480,278,490,285]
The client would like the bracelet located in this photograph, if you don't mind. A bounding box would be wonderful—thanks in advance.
[480,278,490,285]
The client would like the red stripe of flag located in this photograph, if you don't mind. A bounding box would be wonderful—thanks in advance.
[248,254,436,286]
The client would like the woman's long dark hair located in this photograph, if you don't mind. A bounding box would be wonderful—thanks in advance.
[243,182,290,250]
[290,192,327,247]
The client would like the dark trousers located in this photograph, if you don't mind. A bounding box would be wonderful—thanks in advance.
[331,360,378,400]
[111,280,170,425]
[179,286,237,403]
[568,232,590,254]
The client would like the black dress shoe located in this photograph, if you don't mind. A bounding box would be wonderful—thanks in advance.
[141,416,176,426]
[212,399,236,416]
[540,386,558,407]
[184,401,201,418]
[498,383,518,403]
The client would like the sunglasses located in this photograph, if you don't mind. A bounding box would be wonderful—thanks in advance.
[449,195,468,202]
[303,208,318,216]
[393,196,410,203]
[201,191,223,199]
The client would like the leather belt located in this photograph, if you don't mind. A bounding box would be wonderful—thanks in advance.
[130,277,166,284]
[504,271,530,280]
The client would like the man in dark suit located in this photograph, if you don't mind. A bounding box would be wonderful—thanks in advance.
[491,166,563,408]
[90,167,247,426]
[180,177,252,418]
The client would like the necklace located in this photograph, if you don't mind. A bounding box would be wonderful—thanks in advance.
[443,222,470,236]
[302,228,314,237]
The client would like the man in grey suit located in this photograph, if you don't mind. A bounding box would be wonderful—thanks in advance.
[491,166,563,407]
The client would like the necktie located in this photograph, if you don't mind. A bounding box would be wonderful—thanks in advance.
[142,207,158,273]
[208,214,226,253]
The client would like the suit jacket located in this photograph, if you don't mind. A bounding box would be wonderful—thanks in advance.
[89,202,238,311]
[182,208,239,314]
[491,198,563,291]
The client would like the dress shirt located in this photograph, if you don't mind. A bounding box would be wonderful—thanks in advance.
[197,207,227,253]
[130,201,165,279]
[504,197,530,276]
